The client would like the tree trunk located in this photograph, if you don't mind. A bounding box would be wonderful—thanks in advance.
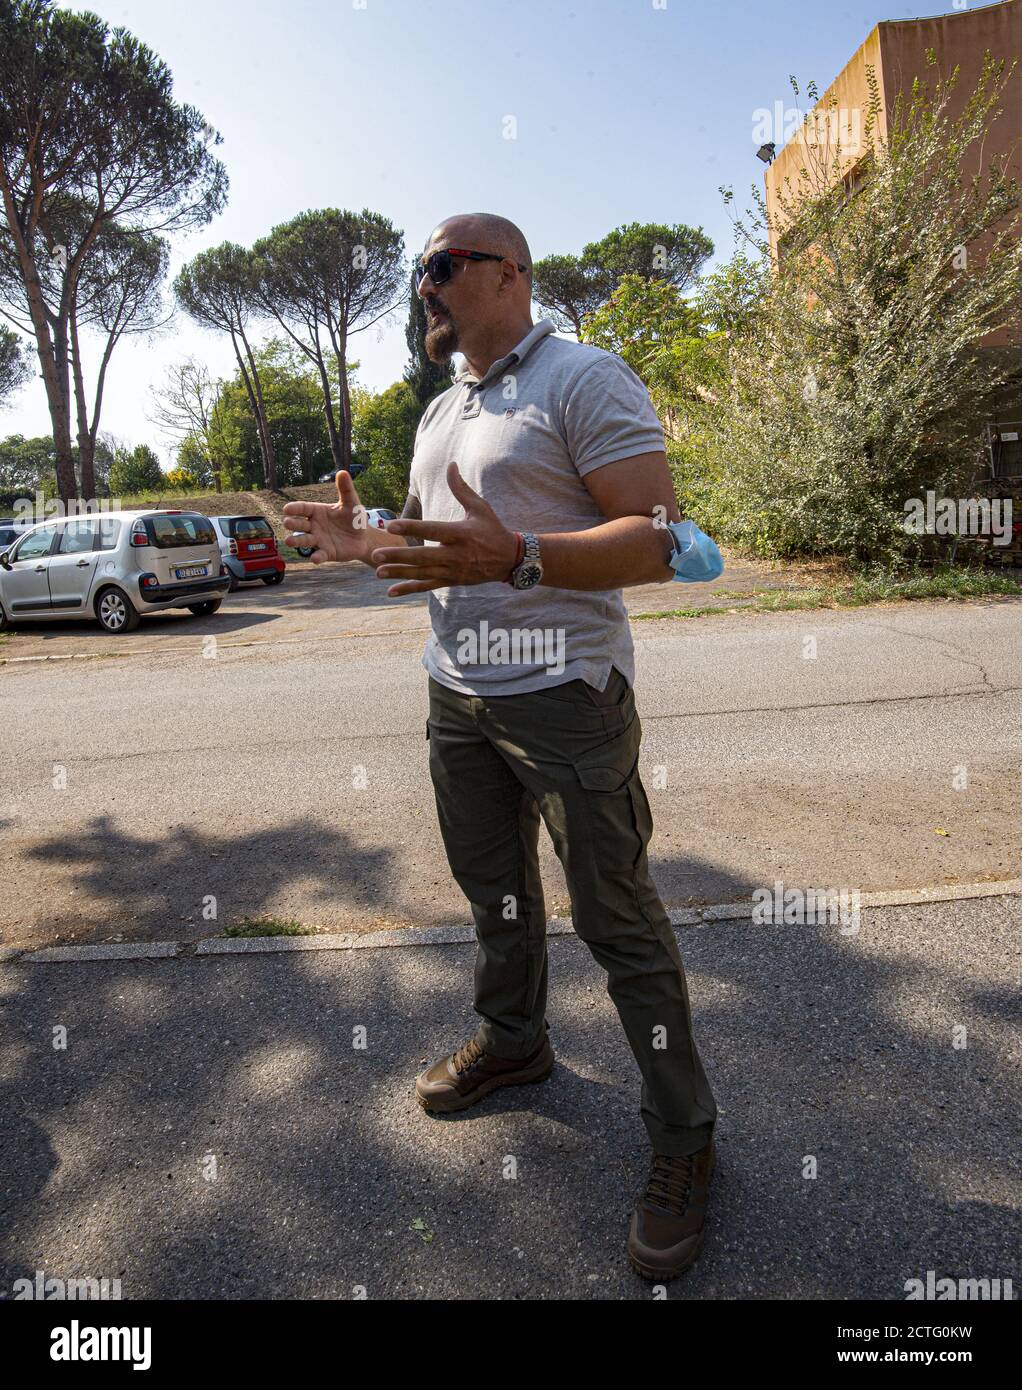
[49,323,77,502]
[314,355,343,471]
[336,343,352,472]
[69,313,96,500]
[238,328,277,489]
[231,332,274,488]
[0,183,77,501]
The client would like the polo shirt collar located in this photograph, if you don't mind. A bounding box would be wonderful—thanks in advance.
[454,319,556,388]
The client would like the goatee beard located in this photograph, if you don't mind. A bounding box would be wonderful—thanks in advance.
[425,317,458,363]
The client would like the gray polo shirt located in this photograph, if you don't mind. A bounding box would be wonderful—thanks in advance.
[407,318,665,696]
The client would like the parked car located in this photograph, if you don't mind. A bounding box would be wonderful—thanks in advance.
[0,518,33,550]
[210,515,286,590]
[316,462,365,483]
[0,510,230,634]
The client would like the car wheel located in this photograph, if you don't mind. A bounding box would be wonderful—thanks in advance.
[261,572,285,585]
[296,547,314,558]
[96,587,140,634]
[228,575,241,592]
[0,600,11,632]
[187,599,223,616]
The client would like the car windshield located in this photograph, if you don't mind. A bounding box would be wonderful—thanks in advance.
[226,517,273,539]
[143,514,216,548]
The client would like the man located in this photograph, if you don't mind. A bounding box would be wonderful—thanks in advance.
[283,213,718,1281]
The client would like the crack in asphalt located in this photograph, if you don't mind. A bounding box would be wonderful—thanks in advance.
[9,683,1021,769]
[865,620,999,695]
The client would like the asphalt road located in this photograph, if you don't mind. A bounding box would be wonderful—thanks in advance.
[0,564,1020,948]
[1,896,1018,1300]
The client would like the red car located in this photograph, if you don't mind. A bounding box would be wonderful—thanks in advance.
[212,515,286,590]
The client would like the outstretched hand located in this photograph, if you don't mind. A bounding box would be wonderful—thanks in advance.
[371,462,519,596]
[282,471,376,565]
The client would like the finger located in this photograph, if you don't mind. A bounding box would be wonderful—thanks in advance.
[369,543,445,565]
[386,578,446,597]
[383,518,461,542]
[284,531,314,549]
[375,563,450,580]
[336,470,361,510]
[446,461,489,514]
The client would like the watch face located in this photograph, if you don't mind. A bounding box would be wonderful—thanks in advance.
[516,563,542,588]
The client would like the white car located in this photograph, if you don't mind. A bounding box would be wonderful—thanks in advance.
[0,509,230,634]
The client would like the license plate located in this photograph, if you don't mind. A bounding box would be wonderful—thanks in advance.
[248,543,267,552]
[175,565,207,580]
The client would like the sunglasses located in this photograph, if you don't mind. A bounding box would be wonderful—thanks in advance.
[414,247,527,289]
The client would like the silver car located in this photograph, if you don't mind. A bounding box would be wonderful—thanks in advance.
[0,509,230,634]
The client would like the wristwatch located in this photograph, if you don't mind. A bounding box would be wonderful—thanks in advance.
[509,531,543,589]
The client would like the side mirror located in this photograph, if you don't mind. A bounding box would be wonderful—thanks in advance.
[0,552,10,571]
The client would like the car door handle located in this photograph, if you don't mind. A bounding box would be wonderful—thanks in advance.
[34,564,46,572]
[76,559,90,567]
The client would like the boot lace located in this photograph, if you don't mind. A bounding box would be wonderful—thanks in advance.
[451,1038,484,1075]
[644,1153,695,1215]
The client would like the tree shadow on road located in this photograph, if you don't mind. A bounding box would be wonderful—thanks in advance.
[0,893,1018,1301]
[18,815,396,945]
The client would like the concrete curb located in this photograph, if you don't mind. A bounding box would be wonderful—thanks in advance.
[20,941,181,963]
[6,878,1019,965]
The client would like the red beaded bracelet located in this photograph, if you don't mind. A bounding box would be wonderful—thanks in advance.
[504,531,525,583]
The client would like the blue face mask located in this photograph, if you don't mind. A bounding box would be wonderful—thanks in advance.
[664,519,724,583]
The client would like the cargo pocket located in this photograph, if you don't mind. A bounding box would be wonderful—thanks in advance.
[572,715,641,793]
[565,715,659,961]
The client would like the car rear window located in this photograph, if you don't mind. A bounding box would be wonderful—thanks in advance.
[225,516,274,539]
[0,527,19,547]
[143,514,216,548]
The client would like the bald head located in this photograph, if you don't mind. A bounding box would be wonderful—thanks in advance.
[419,213,535,373]
[427,213,533,287]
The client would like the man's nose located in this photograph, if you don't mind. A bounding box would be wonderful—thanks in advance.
[416,269,435,299]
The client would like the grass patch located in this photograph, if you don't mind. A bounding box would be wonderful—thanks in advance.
[115,486,219,505]
[223,916,313,938]
[634,567,1022,621]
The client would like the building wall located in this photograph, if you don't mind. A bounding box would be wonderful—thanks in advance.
[765,0,1022,267]
[763,0,1022,409]
[764,23,885,258]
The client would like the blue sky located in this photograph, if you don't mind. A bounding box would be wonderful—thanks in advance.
[2,0,963,461]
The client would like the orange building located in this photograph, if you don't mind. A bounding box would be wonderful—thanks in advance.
[763,0,1022,486]
[765,0,1022,264]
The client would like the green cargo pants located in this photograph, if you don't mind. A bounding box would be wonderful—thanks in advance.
[426,666,717,1157]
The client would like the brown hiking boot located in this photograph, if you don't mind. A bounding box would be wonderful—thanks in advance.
[627,1140,715,1280]
[415,1033,554,1114]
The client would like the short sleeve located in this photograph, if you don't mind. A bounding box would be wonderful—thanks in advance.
[406,399,435,506]
[563,353,666,477]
